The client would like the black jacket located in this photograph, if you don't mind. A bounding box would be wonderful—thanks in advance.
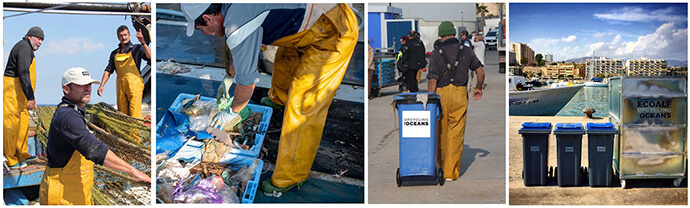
[397,38,427,72]
[4,38,36,100]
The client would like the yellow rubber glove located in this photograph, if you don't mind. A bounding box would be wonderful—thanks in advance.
[217,75,234,111]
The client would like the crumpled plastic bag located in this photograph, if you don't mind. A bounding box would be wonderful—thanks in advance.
[182,99,219,118]
[189,115,211,132]
[173,174,240,203]
[156,158,191,203]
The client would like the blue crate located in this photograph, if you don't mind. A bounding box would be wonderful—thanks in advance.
[161,93,272,158]
[220,155,264,203]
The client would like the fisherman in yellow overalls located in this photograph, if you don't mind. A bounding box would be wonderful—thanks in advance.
[39,67,150,205]
[4,26,43,169]
[97,25,151,119]
[181,3,358,194]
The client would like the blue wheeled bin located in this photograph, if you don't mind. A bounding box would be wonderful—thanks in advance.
[586,123,617,187]
[394,92,443,186]
[518,122,552,186]
[554,123,585,187]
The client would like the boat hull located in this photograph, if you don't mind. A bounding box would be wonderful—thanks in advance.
[584,82,608,87]
[509,85,584,116]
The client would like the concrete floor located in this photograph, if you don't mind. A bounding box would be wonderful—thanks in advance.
[509,116,687,205]
[367,50,506,204]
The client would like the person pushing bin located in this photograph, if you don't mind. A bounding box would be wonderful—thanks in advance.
[394,92,444,186]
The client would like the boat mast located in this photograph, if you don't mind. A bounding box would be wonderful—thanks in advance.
[589,50,595,81]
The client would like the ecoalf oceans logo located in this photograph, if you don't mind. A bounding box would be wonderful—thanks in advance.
[402,111,431,138]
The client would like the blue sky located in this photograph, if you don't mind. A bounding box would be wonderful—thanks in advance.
[3,3,149,105]
[510,3,688,62]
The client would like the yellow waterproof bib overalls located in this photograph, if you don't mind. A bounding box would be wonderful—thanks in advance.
[263,4,359,188]
[3,58,36,167]
[39,150,95,205]
[114,52,144,119]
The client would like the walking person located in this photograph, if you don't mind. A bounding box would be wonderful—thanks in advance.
[427,21,485,181]
[397,30,427,92]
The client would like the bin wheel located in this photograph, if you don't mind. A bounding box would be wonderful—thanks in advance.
[438,167,445,186]
[396,168,401,187]
[521,170,524,179]
[554,167,558,179]
[673,178,683,187]
[580,167,588,180]
[548,166,553,178]
[620,179,627,189]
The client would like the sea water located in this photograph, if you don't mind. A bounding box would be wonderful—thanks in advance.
[556,87,609,117]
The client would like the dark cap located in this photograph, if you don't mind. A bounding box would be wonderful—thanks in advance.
[26,26,44,39]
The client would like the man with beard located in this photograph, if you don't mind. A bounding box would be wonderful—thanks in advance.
[4,26,44,169]
[39,67,150,205]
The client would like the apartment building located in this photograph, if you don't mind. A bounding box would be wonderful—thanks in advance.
[511,42,535,66]
[586,57,624,77]
[625,56,668,76]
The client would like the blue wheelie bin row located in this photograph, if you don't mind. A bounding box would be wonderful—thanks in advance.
[586,123,617,187]
[518,122,552,186]
[394,92,443,187]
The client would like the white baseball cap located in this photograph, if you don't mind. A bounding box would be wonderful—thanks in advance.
[181,3,211,37]
[62,67,100,86]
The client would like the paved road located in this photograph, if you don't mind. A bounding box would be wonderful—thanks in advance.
[509,116,687,205]
[367,50,506,204]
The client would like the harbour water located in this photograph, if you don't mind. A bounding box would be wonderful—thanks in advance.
[556,86,609,117]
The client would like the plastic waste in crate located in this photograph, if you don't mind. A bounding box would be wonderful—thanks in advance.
[157,93,272,158]
[161,140,263,203]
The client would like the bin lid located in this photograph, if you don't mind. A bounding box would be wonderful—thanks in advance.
[586,122,618,134]
[553,123,585,135]
[394,92,440,105]
[518,122,552,134]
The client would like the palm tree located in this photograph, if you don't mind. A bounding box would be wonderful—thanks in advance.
[476,3,490,33]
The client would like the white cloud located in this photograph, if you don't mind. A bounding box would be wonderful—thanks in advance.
[612,35,622,44]
[561,35,577,42]
[43,37,105,55]
[593,32,615,38]
[594,6,687,23]
[590,23,687,61]
[525,23,687,62]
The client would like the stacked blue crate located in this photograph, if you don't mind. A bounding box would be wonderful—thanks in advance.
[373,59,398,87]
